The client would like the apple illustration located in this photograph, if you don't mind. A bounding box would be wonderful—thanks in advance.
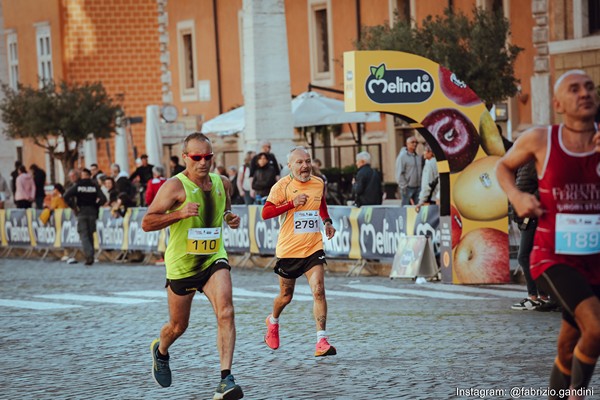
[453,227,510,284]
[452,156,508,221]
[479,110,506,156]
[450,204,462,248]
[421,108,480,173]
[438,66,480,106]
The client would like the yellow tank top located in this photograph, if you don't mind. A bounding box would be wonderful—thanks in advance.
[165,172,227,279]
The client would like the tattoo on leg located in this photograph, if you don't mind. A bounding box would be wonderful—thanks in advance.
[317,315,326,326]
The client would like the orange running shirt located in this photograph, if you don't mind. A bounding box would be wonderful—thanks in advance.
[267,175,326,259]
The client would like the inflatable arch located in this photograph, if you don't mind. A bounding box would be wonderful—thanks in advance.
[344,51,510,284]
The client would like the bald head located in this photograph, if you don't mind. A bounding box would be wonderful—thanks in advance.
[554,70,588,93]
[287,146,312,182]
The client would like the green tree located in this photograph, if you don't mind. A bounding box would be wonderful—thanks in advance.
[356,7,523,108]
[0,81,121,183]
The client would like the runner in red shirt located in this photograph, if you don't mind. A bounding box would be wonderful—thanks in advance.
[497,70,600,399]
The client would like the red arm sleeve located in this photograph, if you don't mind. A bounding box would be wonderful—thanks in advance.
[319,195,330,220]
[262,200,295,220]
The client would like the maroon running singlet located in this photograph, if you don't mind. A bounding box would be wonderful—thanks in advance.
[530,124,600,284]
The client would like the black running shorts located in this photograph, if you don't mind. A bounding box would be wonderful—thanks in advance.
[274,249,327,280]
[536,263,600,328]
[166,259,231,296]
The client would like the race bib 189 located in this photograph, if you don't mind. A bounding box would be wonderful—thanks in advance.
[555,213,600,255]
[293,210,320,234]
[186,227,221,255]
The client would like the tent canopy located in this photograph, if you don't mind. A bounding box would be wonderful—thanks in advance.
[201,91,380,136]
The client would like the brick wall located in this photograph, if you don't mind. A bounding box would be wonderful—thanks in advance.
[62,0,162,173]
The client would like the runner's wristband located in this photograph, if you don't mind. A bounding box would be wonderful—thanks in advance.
[224,210,232,217]
[323,218,332,225]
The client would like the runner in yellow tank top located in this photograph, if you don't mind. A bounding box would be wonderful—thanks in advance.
[141,132,244,400]
[261,146,337,357]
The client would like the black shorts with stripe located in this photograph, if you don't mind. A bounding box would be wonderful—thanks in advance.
[166,259,231,296]
[536,263,600,328]
[274,249,327,280]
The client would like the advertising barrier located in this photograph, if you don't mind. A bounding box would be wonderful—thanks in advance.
[0,205,440,271]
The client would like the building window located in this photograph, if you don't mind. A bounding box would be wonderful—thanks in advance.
[35,24,52,87]
[308,0,333,85]
[6,32,18,90]
[589,0,600,34]
[177,20,198,101]
[391,0,411,22]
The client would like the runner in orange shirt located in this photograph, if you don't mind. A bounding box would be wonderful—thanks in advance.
[261,146,337,357]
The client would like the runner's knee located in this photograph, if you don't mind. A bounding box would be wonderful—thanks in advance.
[170,320,189,337]
[216,303,235,323]
[312,283,325,301]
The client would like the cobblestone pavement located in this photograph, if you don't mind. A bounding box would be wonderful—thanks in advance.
[1,258,596,400]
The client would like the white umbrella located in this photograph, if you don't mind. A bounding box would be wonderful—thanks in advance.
[201,105,245,136]
[291,91,380,127]
[201,91,380,135]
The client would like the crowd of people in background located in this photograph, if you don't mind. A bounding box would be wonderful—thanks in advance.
[0,139,395,213]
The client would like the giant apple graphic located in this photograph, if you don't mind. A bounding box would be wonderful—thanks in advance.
[453,227,510,284]
[450,204,462,248]
[452,156,508,221]
[479,111,506,156]
[421,108,480,173]
[438,66,480,107]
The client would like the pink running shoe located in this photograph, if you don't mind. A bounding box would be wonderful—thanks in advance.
[264,315,279,350]
[314,337,337,357]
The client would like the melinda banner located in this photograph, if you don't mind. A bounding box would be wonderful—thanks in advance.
[344,50,510,284]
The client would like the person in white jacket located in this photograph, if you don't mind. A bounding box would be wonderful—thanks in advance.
[395,136,423,206]
[416,144,439,210]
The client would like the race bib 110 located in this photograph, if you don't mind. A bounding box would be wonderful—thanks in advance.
[187,227,222,255]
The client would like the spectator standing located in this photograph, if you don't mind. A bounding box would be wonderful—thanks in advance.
[145,165,167,206]
[510,161,553,311]
[395,136,423,206]
[63,168,106,266]
[111,163,136,199]
[249,140,280,182]
[90,163,103,180]
[227,166,244,205]
[0,172,12,209]
[30,164,47,209]
[237,151,255,205]
[251,152,278,205]
[65,169,80,192]
[130,154,154,206]
[416,145,439,209]
[169,155,185,177]
[352,152,383,207]
[10,160,21,197]
[14,165,35,209]
[102,176,118,207]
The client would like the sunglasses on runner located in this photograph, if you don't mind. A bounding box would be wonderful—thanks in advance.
[186,153,214,162]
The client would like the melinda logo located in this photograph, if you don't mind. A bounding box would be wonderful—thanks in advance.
[365,63,434,103]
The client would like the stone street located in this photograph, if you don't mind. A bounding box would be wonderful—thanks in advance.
[1,258,594,400]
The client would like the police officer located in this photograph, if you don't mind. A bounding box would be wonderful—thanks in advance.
[64,168,106,265]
